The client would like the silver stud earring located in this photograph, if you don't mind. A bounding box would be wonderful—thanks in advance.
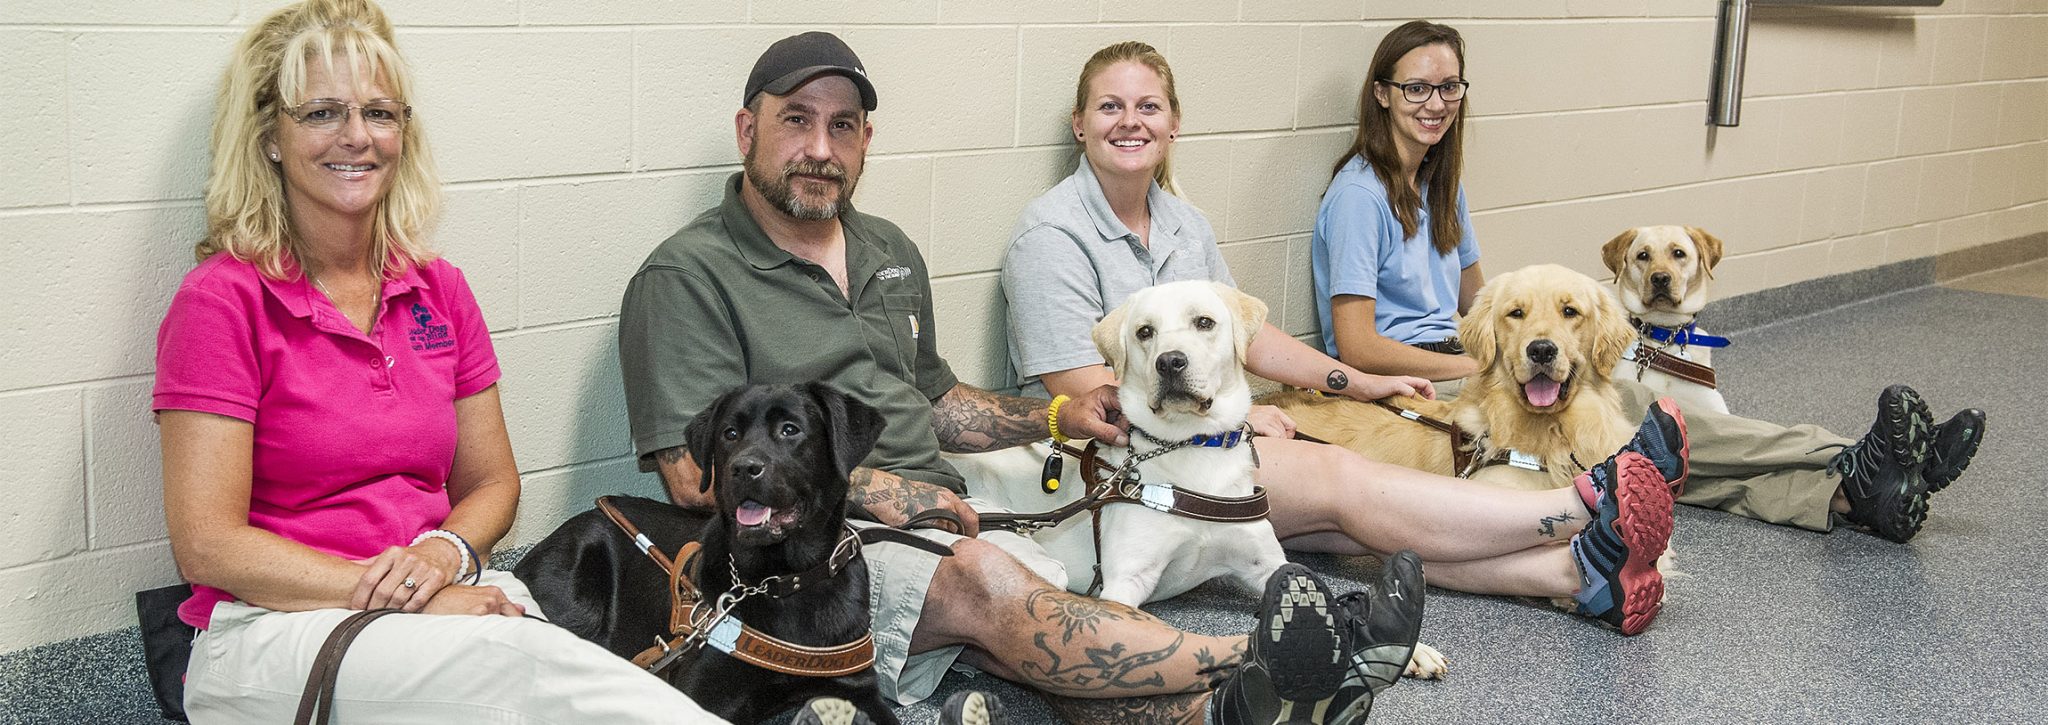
[269,152,280,162]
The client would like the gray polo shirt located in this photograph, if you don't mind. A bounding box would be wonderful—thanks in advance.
[619,173,964,491]
[1001,160,1234,397]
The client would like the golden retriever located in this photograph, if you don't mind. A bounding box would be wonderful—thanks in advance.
[1268,264,1638,491]
[1602,225,1730,415]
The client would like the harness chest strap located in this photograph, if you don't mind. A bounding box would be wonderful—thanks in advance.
[1631,345,1719,389]
[594,496,877,679]
[978,440,1272,531]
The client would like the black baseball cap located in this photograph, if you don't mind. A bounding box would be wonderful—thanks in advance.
[744,32,878,111]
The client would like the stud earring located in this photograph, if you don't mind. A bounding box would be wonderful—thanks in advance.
[269,152,280,162]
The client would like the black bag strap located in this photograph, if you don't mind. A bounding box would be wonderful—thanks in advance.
[293,608,403,725]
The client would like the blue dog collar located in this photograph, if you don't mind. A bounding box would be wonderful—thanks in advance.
[1188,428,1248,448]
[1636,320,1730,348]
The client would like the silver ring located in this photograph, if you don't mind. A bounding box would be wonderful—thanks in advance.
[402,577,418,589]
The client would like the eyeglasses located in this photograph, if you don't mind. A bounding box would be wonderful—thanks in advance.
[1378,80,1469,104]
[284,99,412,133]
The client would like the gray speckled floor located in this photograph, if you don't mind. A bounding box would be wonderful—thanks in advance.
[6,278,2044,724]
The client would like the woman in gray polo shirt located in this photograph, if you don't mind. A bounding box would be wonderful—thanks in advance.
[999,41,1687,636]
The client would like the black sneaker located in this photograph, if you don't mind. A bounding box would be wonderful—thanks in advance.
[790,697,874,725]
[1321,551,1427,724]
[1924,409,1986,494]
[1210,564,1347,725]
[938,691,1006,725]
[1832,385,1936,543]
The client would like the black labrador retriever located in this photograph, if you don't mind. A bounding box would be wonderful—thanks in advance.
[516,382,896,724]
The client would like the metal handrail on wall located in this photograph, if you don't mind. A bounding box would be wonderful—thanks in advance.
[1709,0,1944,127]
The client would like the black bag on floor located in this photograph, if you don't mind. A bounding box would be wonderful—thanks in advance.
[136,584,194,722]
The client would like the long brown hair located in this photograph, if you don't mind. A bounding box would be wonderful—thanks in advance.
[1072,41,1183,196]
[1331,20,1468,254]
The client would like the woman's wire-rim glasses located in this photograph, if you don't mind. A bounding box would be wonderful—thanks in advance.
[283,99,413,132]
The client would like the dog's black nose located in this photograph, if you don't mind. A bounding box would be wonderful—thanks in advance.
[1650,272,1671,289]
[733,457,766,480]
[1156,351,1188,376]
[1527,339,1558,364]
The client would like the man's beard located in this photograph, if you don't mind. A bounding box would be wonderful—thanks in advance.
[745,150,857,221]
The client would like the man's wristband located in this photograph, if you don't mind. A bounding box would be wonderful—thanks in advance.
[1047,394,1072,444]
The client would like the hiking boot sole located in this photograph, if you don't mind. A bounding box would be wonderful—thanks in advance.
[1877,385,1934,468]
[1926,409,1986,494]
[1609,454,1674,636]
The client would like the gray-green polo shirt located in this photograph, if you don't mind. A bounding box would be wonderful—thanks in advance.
[619,173,965,491]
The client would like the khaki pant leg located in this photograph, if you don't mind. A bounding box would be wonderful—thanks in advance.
[1616,380,1852,531]
[184,570,725,725]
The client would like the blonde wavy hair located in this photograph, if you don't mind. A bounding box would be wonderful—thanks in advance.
[1072,41,1184,197]
[199,0,440,279]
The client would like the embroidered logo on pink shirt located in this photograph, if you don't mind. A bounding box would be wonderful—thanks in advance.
[408,303,453,351]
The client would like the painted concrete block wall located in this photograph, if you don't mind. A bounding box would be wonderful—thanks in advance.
[2,0,2045,654]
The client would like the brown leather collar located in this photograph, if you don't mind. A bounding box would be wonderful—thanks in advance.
[595,496,877,679]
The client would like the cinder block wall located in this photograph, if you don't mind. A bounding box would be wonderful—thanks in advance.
[2,0,2043,654]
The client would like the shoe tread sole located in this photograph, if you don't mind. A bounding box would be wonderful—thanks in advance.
[1609,454,1673,636]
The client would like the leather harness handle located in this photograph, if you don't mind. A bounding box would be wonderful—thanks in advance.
[294,608,403,725]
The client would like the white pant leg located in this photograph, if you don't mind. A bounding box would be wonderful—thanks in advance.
[184,570,726,725]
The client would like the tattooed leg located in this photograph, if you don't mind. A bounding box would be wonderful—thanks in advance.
[1042,692,1210,724]
[911,539,1244,698]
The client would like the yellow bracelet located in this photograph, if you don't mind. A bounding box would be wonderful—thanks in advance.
[1047,394,1072,443]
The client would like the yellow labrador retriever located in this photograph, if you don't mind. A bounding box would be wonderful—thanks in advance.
[1270,264,1637,491]
[953,281,1450,678]
[955,280,1288,605]
[1603,225,1730,415]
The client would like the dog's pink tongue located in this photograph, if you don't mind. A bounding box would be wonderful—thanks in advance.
[735,500,772,527]
[1524,376,1562,407]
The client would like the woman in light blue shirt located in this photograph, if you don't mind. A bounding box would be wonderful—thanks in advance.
[1310,22,1484,382]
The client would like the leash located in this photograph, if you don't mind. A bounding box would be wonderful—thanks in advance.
[595,496,929,679]
[978,433,1272,596]
[1295,391,1583,479]
[294,608,403,725]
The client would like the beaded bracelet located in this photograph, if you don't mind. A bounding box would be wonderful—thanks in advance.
[1047,394,1072,444]
[412,529,481,584]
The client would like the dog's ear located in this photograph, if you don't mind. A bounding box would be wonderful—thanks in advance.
[1600,228,1639,278]
[1458,282,1499,369]
[1092,301,1131,374]
[1213,282,1269,365]
[682,390,736,494]
[1589,287,1637,374]
[806,382,884,478]
[1684,226,1725,279]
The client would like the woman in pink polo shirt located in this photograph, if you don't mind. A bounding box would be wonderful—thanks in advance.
[153,1,722,722]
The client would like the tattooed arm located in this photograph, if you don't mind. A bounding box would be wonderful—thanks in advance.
[649,446,714,511]
[931,383,1128,452]
[850,466,980,537]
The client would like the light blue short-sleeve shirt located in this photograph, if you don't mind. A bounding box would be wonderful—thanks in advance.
[1002,160,1232,398]
[1309,155,1480,354]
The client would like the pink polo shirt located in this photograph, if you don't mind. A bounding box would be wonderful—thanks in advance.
[153,253,501,628]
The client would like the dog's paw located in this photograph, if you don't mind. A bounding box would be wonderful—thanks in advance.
[1404,642,1448,679]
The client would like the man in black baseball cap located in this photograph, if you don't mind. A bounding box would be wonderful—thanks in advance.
[744,30,878,111]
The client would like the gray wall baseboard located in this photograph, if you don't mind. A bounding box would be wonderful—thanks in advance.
[1705,231,2048,335]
